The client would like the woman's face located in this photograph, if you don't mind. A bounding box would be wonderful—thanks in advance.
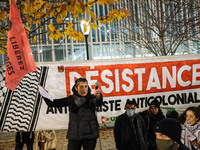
[186,110,199,126]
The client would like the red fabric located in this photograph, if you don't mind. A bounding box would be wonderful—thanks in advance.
[6,0,37,91]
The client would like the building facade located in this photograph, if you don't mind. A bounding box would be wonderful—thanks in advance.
[0,0,199,64]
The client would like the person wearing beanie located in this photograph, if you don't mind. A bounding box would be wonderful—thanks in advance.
[155,118,190,150]
[139,99,165,150]
[114,99,149,150]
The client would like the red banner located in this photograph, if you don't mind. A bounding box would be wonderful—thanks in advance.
[6,0,37,91]
[65,59,200,97]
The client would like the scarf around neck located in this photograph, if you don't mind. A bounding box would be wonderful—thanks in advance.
[181,121,200,149]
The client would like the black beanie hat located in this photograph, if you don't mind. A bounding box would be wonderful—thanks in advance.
[155,118,181,143]
[125,99,137,109]
[149,99,160,108]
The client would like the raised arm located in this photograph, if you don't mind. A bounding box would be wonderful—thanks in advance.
[94,88,103,107]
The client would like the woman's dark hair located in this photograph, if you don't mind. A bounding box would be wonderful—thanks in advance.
[177,106,200,124]
[166,110,179,120]
[75,77,88,87]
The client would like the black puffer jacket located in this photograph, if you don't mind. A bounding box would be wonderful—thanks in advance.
[139,109,165,150]
[43,86,103,140]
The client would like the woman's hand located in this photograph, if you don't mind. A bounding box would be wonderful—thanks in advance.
[94,89,101,100]
[191,141,200,148]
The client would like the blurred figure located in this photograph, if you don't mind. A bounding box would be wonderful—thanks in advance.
[180,107,200,150]
[155,118,189,150]
[15,131,35,150]
[36,130,57,150]
[166,110,179,120]
[140,99,165,150]
[114,99,149,150]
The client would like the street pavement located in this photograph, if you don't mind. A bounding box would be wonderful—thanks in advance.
[0,127,116,150]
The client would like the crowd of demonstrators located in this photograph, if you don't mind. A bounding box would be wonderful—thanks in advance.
[14,76,200,150]
[113,98,200,150]
[179,107,200,150]
[114,100,149,150]
[139,99,165,150]
[40,77,103,150]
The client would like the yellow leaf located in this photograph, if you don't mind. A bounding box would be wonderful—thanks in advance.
[79,32,83,41]
[91,23,98,30]
[73,11,78,18]
[54,34,59,40]
[123,8,130,16]
[62,35,65,40]
[48,23,55,32]
[36,18,41,24]
[25,25,30,31]
[57,1,62,6]
[56,30,62,38]
[47,30,51,34]
[61,9,68,19]
[121,12,126,19]
[88,0,94,5]
[115,0,118,4]
[100,20,106,24]
[64,30,68,35]
[57,16,62,23]
[68,23,73,28]
[106,0,114,5]
[90,10,96,19]
[117,15,121,20]
[45,3,51,10]
[33,20,37,24]
[98,0,104,5]
[40,26,43,30]
[26,16,32,24]
[79,1,85,14]
[33,35,37,43]
[49,34,54,40]
[51,10,57,17]
[56,6,62,12]
[36,3,42,9]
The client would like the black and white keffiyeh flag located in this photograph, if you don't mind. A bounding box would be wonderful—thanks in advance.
[0,66,48,132]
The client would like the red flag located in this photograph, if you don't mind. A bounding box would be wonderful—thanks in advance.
[6,0,37,91]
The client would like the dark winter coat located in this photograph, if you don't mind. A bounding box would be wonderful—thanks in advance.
[139,109,165,150]
[178,143,190,150]
[114,113,149,150]
[43,86,103,140]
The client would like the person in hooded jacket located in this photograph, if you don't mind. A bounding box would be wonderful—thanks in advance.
[114,99,149,150]
[139,99,165,150]
[41,77,103,150]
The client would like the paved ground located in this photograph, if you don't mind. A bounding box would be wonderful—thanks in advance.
[0,127,116,150]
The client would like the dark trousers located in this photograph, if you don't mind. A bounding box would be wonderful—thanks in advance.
[15,141,34,150]
[68,139,97,150]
